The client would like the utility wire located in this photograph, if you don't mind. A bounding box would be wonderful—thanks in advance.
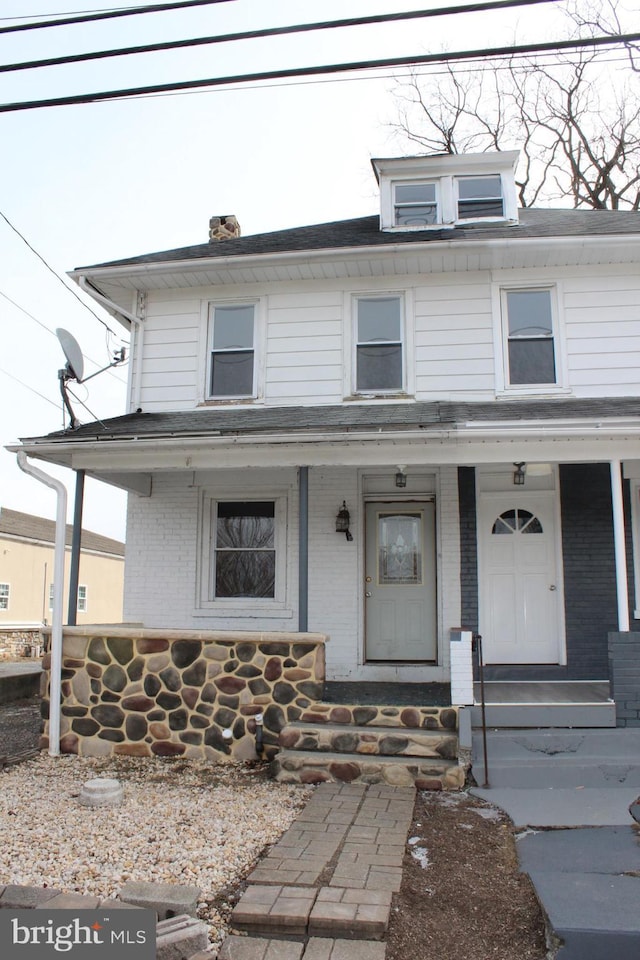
[0,0,238,35]
[0,290,128,385]
[0,365,61,411]
[1,31,637,113]
[0,210,120,338]
[0,0,563,75]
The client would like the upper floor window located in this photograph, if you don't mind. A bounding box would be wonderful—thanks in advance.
[394,182,438,226]
[355,296,403,393]
[77,585,88,612]
[208,303,255,398]
[502,288,556,386]
[0,583,9,610]
[456,176,504,220]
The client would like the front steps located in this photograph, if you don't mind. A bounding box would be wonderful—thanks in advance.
[272,699,466,789]
[471,681,616,728]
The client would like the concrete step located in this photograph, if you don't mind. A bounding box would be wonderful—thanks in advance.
[271,749,465,789]
[472,728,640,789]
[301,701,458,732]
[278,722,458,759]
[471,700,616,728]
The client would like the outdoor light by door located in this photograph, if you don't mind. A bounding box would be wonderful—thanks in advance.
[336,501,354,541]
[395,465,407,488]
[513,462,526,486]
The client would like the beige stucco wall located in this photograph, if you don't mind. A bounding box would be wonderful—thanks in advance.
[0,536,124,626]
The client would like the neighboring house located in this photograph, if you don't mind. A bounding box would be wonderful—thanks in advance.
[0,508,125,649]
[14,150,640,728]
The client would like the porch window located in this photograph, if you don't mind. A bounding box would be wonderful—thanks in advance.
[208,303,255,398]
[502,288,557,386]
[355,296,403,393]
[0,583,8,610]
[213,501,276,598]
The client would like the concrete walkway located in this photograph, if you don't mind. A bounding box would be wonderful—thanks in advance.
[220,782,416,960]
[470,729,640,960]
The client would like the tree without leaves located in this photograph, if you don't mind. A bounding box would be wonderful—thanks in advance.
[390,1,640,210]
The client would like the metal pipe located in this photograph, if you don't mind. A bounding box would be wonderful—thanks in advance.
[298,466,309,632]
[254,713,264,759]
[16,451,67,757]
[610,460,630,632]
[473,633,490,788]
[67,469,85,625]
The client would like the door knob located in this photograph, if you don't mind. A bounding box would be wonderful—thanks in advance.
[549,585,557,591]
[365,591,372,598]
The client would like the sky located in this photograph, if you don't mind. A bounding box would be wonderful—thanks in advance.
[0,0,632,541]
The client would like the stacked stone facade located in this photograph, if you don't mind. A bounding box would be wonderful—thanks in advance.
[41,628,326,761]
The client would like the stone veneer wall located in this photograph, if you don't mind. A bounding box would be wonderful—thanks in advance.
[40,628,327,761]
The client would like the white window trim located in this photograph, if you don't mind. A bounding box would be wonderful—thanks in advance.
[196,490,290,616]
[199,298,266,403]
[0,582,9,611]
[345,290,414,399]
[631,479,640,620]
[492,282,570,397]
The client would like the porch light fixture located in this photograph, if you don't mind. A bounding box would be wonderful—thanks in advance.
[513,462,526,486]
[395,465,407,488]
[336,501,354,541]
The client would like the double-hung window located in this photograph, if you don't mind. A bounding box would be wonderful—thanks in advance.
[456,176,504,220]
[393,182,438,226]
[502,288,557,386]
[355,296,404,393]
[208,303,255,398]
[77,585,88,612]
[213,501,276,599]
[0,583,8,610]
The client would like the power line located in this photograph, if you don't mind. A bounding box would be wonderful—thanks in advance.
[0,289,128,385]
[0,210,120,338]
[1,31,638,113]
[0,0,563,75]
[0,0,238,35]
[0,365,61,411]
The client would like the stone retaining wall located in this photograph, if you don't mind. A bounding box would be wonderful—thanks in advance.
[41,628,327,761]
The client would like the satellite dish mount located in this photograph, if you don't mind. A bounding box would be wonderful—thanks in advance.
[56,328,126,430]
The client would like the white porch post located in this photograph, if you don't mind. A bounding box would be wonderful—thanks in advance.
[610,460,630,632]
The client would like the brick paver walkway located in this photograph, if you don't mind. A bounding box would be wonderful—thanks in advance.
[226,782,415,959]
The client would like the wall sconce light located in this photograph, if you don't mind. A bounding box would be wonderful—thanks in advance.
[513,462,526,486]
[395,465,407,488]
[335,501,354,541]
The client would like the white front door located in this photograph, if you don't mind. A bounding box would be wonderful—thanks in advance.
[364,501,437,662]
[479,495,563,664]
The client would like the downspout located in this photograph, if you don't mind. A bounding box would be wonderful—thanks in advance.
[298,466,309,632]
[67,469,85,625]
[17,451,67,757]
[610,460,630,632]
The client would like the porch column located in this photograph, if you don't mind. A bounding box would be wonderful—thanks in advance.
[610,460,630,632]
[298,466,309,632]
[67,469,85,626]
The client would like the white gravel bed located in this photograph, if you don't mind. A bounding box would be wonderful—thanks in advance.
[0,754,313,952]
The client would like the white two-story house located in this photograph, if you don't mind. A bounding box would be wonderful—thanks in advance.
[17,151,640,735]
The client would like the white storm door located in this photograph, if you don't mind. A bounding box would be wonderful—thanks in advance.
[364,502,437,662]
[479,496,562,664]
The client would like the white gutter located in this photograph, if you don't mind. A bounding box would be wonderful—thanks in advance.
[77,275,142,329]
[16,452,67,758]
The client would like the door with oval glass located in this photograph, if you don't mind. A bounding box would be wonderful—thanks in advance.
[364,501,437,661]
[479,494,563,664]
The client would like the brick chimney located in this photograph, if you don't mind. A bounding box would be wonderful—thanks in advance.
[209,215,241,241]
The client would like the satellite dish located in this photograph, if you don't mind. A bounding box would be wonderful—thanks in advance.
[56,328,85,382]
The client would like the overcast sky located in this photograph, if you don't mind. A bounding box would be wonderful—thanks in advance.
[0,0,625,540]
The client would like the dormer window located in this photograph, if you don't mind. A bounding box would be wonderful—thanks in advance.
[394,182,438,226]
[373,151,519,232]
[456,176,504,220]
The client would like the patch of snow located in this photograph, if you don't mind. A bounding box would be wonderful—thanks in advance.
[410,846,430,869]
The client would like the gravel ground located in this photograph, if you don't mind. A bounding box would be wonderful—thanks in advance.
[0,731,312,953]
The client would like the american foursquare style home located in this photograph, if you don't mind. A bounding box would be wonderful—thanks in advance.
[16,151,640,783]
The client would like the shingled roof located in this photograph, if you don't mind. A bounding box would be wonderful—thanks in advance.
[23,397,640,445]
[78,208,640,270]
[0,508,124,556]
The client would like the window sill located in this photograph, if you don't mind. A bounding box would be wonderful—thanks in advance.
[345,393,413,402]
[193,605,294,620]
[496,387,573,400]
